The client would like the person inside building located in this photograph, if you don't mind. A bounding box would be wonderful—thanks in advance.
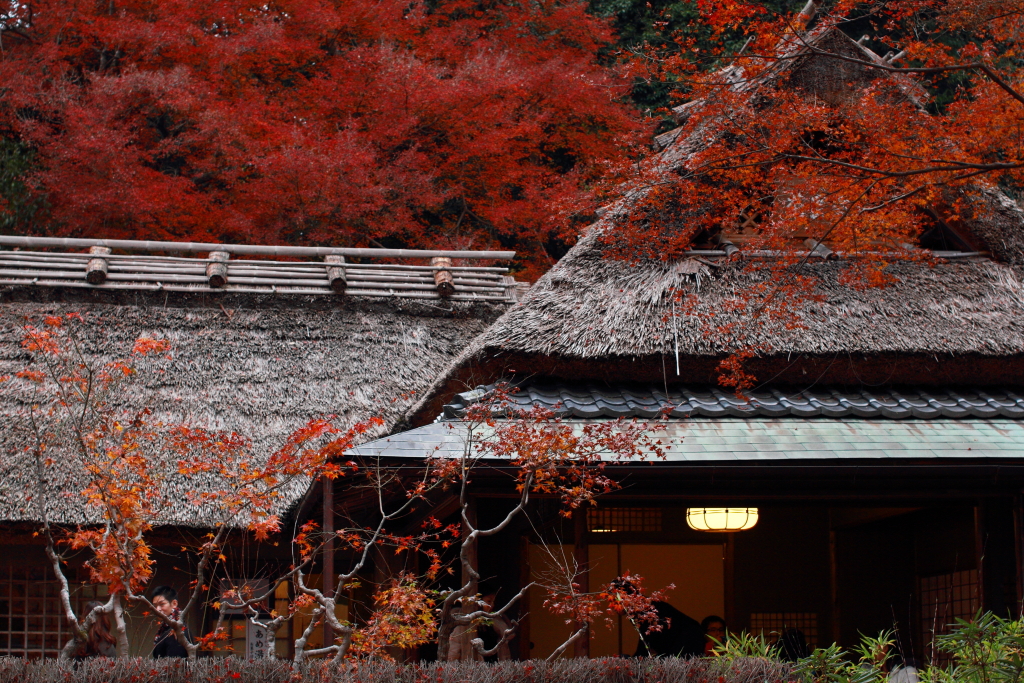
[610,579,704,658]
[776,627,810,661]
[701,615,727,655]
[151,585,191,658]
[75,600,116,659]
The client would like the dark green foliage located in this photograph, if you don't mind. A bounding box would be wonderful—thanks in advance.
[585,1,803,117]
[930,612,1024,683]
[0,138,45,233]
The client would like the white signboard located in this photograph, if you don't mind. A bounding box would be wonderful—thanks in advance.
[246,621,269,659]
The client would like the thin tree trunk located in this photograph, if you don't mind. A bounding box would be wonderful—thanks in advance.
[113,593,129,657]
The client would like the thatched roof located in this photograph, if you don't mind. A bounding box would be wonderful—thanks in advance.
[0,287,506,526]
[403,26,1024,425]
[469,242,1024,359]
[407,242,1024,424]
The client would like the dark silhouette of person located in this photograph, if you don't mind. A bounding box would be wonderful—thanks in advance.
[777,628,810,661]
[701,615,727,655]
[632,600,705,657]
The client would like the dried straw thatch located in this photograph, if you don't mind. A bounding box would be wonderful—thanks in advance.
[407,231,1024,424]
[479,238,1024,359]
[404,27,1024,423]
[0,288,505,526]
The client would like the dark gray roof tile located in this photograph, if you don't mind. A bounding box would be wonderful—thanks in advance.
[442,382,1024,421]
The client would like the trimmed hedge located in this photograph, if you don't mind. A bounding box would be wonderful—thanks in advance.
[0,656,794,683]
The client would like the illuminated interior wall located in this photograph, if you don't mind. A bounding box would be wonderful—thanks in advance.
[527,543,724,659]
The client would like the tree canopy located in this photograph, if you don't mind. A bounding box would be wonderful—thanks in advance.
[0,0,644,280]
[1,0,1021,286]
[598,0,1024,388]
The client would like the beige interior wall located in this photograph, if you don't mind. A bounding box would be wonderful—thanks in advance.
[528,543,725,659]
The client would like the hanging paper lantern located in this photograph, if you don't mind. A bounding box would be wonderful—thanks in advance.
[686,507,759,532]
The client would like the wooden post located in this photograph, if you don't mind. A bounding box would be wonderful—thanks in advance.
[86,246,111,285]
[1016,494,1024,613]
[324,254,347,293]
[724,534,736,632]
[323,477,335,648]
[975,504,986,611]
[573,509,590,658]
[431,257,455,298]
[519,535,532,660]
[829,520,841,646]
[206,251,229,288]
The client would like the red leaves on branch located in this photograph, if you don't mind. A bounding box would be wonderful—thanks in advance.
[348,574,438,659]
[611,0,1024,389]
[462,385,666,514]
[14,313,388,658]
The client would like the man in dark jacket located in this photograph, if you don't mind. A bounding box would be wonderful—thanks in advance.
[633,600,705,658]
[151,585,191,658]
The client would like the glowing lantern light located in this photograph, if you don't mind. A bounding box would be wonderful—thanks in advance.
[686,508,759,532]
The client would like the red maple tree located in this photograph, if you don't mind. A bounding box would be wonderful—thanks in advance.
[7,318,670,661]
[0,0,643,279]
[609,0,1024,388]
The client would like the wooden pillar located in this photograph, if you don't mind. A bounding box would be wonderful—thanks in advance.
[323,477,334,648]
[573,510,590,658]
[1015,494,1023,612]
[975,504,986,611]
[828,511,841,646]
[519,535,532,660]
[723,534,736,631]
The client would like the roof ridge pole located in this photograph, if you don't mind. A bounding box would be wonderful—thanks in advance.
[86,246,111,285]
[206,251,229,288]
[0,235,516,260]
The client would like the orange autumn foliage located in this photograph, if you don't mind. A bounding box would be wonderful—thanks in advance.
[611,0,1024,388]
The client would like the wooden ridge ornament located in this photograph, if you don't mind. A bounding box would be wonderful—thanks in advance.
[324,254,347,294]
[432,257,455,298]
[206,251,229,288]
[85,246,111,285]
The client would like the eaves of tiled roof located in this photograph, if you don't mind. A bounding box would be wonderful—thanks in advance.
[443,383,1024,420]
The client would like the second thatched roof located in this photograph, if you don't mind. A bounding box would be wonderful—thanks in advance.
[0,288,505,527]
